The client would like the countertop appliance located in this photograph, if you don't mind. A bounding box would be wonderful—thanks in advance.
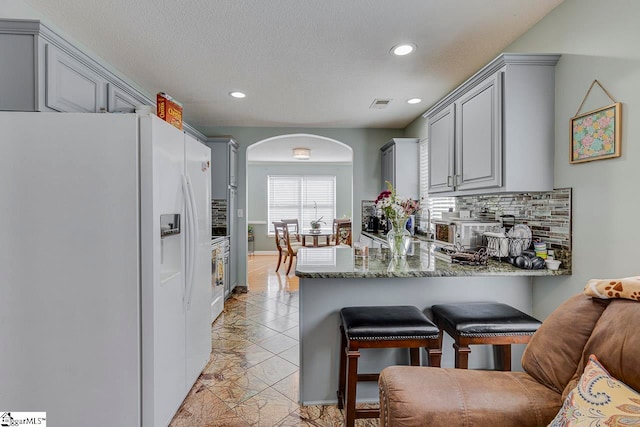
[0,112,212,427]
[211,236,227,320]
[433,219,500,250]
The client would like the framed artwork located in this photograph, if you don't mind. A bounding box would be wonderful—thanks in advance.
[570,80,622,164]
[570,103,621,163]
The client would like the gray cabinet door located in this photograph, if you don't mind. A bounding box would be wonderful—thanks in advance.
[45,44,106,112]
[107,83,140,113]
[381,145,394,191]
[455,72,502,191]
[0,33,37,111]
[208,142,229,200]
[428,104,455,193]
[229,143,238,188]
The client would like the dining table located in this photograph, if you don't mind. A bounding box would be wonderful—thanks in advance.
[300,230,333,247]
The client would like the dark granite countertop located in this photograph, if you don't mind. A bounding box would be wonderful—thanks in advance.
[295,241,571,279]
[361,229,431,242]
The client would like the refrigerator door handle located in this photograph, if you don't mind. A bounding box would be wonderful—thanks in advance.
[184,174,199,308]
[181,175,193,308]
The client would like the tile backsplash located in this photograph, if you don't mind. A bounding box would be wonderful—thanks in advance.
[211,199,227,236]
[362,188,572,270]
[456,188,572,269]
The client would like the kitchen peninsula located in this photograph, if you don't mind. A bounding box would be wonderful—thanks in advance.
[295,242,569,405]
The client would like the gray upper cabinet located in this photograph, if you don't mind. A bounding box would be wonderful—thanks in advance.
[207,137,239,199]
[454,71,502,192]
[107,83,139,113]
[425,53,560,196]
[380,138,419,200]
[45,44,107,113]
[381,144,394,190]
[229,143,238,188]
[0,30,37,111]
[0,19,206,141]
[427,104,455,193]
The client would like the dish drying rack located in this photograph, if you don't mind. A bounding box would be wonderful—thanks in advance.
[483,216,533,260]
[434,243,490,266]
[483,235,532,260]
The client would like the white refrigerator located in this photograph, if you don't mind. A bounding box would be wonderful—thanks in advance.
[0,112,212,427]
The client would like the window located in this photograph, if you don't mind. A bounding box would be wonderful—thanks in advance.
[268,175,336,233]
[419,138,455,229]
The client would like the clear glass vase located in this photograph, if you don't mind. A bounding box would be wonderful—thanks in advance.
[387,218,412,258]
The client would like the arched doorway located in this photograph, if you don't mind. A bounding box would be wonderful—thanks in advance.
[245,134,353,288]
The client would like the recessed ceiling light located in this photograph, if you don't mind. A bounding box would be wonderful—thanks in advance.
[229,91,246,99]
[390,43,416,56]
[407,98,422,104]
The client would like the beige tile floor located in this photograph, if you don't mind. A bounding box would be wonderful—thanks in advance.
[170,255,378,426]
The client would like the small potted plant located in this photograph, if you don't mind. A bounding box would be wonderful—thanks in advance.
[310,216,325,231]
[310,201,326,232]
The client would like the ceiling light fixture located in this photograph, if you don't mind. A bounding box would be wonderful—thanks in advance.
[390,43,416,56]
[292,147,311,160]
[407,98,422,104]
[229,91,246,99]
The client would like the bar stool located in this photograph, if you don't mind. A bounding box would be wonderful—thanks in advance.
[338,305,442,427]
[431,302,541,371]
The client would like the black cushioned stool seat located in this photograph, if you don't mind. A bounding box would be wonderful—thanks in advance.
[338,306,442,427]
[431,302,542,371]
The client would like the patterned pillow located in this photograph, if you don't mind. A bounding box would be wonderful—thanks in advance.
[548,354,640,426]
[584,276,640,301]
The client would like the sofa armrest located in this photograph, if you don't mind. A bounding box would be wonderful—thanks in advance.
[379,366,561,427]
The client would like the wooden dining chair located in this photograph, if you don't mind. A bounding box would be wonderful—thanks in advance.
[331,219,352,246]
[273,221,299,275]
[281,219,302,244]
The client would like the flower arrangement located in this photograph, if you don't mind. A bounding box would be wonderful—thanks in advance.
[375,181,420,230]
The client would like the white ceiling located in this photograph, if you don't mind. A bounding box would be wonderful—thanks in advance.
[22,0,563,132]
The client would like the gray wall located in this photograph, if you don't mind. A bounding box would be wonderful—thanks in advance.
[507,0,640,319]
[248,162,353,252]
[407,0,640,320]
[202,126,403,287]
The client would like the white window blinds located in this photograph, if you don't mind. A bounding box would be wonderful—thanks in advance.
[419,138,455,227]
[268,175,336,233]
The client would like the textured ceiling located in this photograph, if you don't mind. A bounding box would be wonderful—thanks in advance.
[23,0,563,131]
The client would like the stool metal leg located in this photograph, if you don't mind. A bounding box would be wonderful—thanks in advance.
[344,346,360,427]
[493,345,512,371]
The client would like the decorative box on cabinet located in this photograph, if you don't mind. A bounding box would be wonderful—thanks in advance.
[425,53,560,196]
[380,138,419,200]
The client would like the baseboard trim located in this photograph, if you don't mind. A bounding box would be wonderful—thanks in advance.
[251,251,279,256]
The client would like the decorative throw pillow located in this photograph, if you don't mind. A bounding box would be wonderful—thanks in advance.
[548,354,640,426]
[584,276,640,301]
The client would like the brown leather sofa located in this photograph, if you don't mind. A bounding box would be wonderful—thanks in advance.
[378,293,640,426]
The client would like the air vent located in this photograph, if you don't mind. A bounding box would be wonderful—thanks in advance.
[370,99,392,109]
